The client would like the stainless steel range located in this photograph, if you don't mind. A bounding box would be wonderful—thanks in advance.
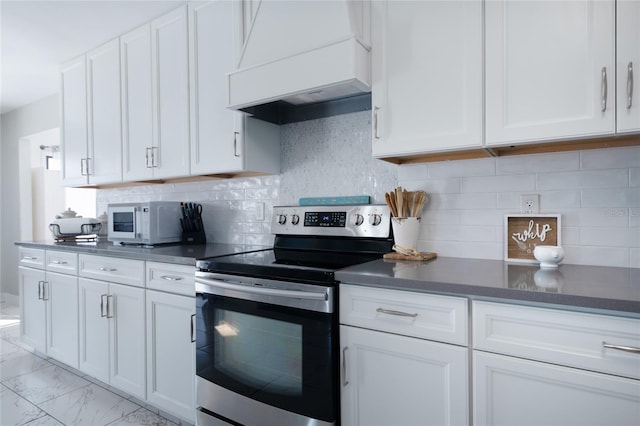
[194,205,392,425]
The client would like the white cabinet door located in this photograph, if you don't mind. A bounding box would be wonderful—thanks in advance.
[151,6,190,179]
[79,278,110,383]
[371,0,483,157]
[46,271,79,368]
[474,351,640,426]
[60,55,89,186]
[189,0,238,174]
[121,24,154,182]
[617,0,640,133]
[146,290,195,422]
[109,283,146,399]
[340,325,468,426]
[86,38,122,185]
[189,1,279,175]
[486,0,615,146]
[19,266,47,353]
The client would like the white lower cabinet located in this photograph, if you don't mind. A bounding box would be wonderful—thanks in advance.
[474,351,640,426]
[19,266,47,353]
[340,325,468,426]
[339,284,469,426]
[146,289,195,423]
[19,249,79,367]
[78,278,146,399]
[473,300,640,426]
[46,271,79,367]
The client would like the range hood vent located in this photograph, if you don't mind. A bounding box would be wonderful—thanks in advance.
[228,0,372,120]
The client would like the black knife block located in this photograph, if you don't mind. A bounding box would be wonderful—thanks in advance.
[182,230,206,245]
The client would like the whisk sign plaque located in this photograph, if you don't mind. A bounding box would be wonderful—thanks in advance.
[505,214,561,263]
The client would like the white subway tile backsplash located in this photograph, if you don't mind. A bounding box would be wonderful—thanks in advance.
[429,193,497,210]
[460,242,503,260]
[582,188,640,208]
[428,157,495,178]
[579,227,640,248]
[398,164,428,181]
[630,168,640,187]
[96,110,637,268]
[537,169,629,190]
[580,146,640,170]
[563,246,629,268]
[460,174,536,193]
[496,151,580,175]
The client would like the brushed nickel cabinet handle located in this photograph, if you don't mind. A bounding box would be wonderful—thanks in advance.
[38,281,44,300]
[42,281,49,301]
[145,147,152,168]
[233,132,240,157]
[627,62,634,109]
[99,267,117,272]
[603,341,640,354]
[601,66,608,112]
[51,260,68,265]
[22,256,38,261]
[80,158,87,176]
[191,314,196,343]
[100,294,107,317]
[376,307,418,318]
[106,295,114,319]
[160,275,183,281]
[342,346,349,386]
[373,106,380,139]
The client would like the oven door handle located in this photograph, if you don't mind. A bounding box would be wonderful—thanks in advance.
[196,277,328,301]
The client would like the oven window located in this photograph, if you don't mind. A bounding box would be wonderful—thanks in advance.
[215,310,302,396]
[196,293,336,422]
[112,212,134,232]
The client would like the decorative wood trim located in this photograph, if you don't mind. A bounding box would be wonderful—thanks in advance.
[377,134,640,164]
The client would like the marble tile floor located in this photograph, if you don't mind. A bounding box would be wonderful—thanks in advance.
[1,301,187,426]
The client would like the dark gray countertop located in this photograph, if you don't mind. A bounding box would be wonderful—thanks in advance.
[15,240,269,266]
[335,257,640,315]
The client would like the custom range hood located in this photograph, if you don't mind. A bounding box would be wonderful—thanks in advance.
[227,0,372,124]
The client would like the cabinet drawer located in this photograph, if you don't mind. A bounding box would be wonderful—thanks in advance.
[146,262,194,296]
[473,301,640,380]
[79,254,144,287]
[340,284,468,346]
[18,247,45,269]
[46,250,78,274]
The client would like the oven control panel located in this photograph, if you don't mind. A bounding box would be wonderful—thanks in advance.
[271,205,391,238]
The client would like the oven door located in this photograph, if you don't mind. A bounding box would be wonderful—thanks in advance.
[194,272,337,426]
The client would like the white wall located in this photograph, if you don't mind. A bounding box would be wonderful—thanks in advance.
[1,94,59,299]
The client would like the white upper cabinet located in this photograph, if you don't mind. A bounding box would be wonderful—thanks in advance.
[151,6,190,179]
[189,1,279,176]
[86,38,123,185]
[61,55,89,186]
[485,0,615,146]
[121,24,154,182]
[121,6,190,181]
[617,0,640,133]
[372,0,483,158]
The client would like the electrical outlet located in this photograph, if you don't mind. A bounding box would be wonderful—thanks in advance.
[520,194,540,214]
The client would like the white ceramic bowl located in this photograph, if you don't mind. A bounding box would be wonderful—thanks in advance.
[533,245,565,268]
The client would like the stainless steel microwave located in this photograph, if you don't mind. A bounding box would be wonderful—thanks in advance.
[107,202,181,245]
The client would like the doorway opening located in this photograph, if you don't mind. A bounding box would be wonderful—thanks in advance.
[18,128,96,241]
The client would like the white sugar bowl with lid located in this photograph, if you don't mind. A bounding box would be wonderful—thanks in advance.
[533,245,565,268]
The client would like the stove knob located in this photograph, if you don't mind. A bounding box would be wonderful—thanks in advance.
[277,214,287,225]
[369,214,382,226]
[353,214,364,226]
[291,214,300,225]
